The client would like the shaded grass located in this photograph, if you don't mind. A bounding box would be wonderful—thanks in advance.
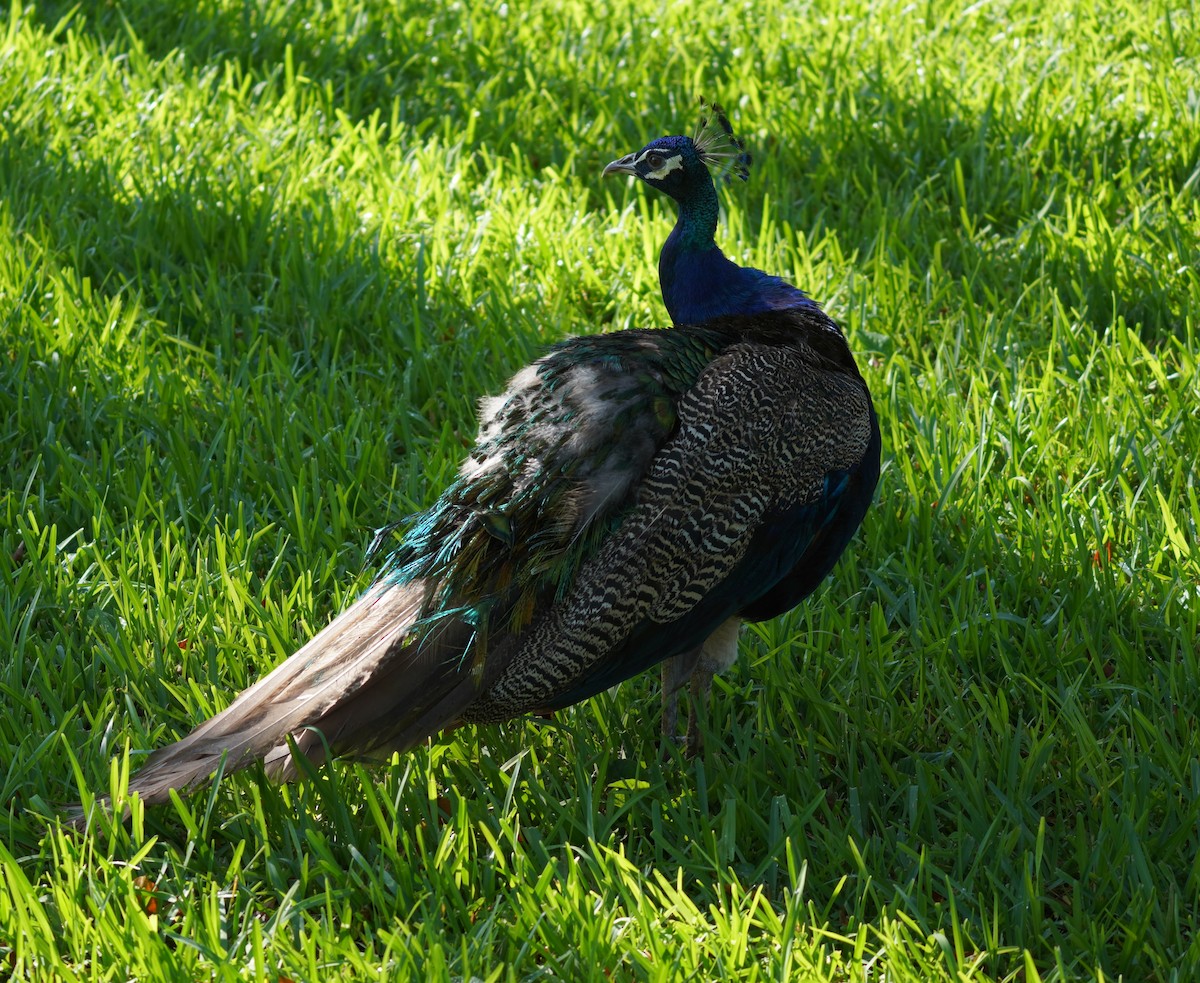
[2,0,1199,978]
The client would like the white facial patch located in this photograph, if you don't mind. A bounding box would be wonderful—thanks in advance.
[640,151,684,181]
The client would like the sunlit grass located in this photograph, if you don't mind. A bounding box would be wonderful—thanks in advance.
[2,0,1199,979]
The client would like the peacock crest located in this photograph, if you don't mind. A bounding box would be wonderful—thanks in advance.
[693,98,752,183]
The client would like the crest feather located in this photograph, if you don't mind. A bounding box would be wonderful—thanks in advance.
[693,97,752,183]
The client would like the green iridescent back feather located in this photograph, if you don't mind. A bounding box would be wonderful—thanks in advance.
[383,327,734,663]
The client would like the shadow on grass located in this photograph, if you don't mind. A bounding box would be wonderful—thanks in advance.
[24,0,1197,346]
[23,0,598,168]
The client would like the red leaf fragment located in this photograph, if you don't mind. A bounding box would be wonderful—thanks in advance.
[132,876,158,915]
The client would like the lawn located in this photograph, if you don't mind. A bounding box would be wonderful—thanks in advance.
[2,0,1199,978]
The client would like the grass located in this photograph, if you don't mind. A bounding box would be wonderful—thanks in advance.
[2,0,1199,978]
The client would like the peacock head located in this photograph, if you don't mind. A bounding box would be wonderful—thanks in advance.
[602,99,752,204]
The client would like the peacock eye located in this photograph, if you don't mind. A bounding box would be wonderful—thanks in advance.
[646,153,666,169]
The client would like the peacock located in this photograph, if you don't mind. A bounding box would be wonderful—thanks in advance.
[84,103,880,815]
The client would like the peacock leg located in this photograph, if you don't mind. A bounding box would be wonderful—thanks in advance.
[684,665,715,756]
[684,618,742,756]
[660,647,701,742]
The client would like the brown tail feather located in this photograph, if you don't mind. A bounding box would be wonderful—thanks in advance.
[117,579,480,808]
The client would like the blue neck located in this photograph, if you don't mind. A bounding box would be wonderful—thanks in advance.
[658,190,821,327]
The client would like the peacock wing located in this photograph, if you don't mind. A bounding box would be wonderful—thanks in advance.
[465,328,876,718]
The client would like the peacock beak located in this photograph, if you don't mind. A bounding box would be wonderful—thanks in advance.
[602,154,638,177]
